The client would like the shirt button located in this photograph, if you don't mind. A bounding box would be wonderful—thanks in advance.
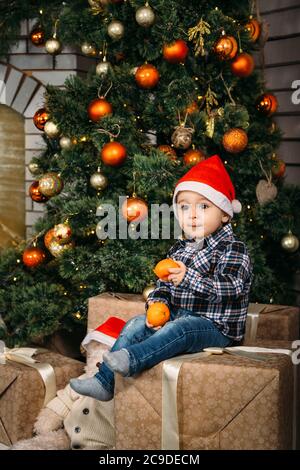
[74,426,81,433]
[96,362,101,368]
[82,408,89,415]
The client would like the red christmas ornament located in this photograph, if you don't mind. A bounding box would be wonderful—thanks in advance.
[101,141,127,166]
[29,180,49,203]
[33,108,50,131]
[88,98,113,122]
[23,246,46,268]
[244,18,261,42]
[183,149,206,166]
[214,35,238,60]
[121,196,148,223]
[222,128,248,154]
[163,39,189,63]
[271,156,286,178]
[255,93,278,116]
[135,64,160,89]
[230,53,255,77]
[30,27,46,46]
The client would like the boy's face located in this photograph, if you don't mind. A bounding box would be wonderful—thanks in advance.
[176,190,230,240]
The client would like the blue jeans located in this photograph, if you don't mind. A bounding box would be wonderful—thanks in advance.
[95,307,232,395]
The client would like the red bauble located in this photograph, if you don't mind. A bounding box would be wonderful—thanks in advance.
[23,247,46,268]
[214,35,238,60]
[183,149,206,166]
[163,39,189,63]
[230,53,255,77]
[255,93,278,116]
[29,181,49,203]
[33,108,49,131]
[30,27,46,46]
[222,128,248,154]
[101,141,127,166]
[271,157,286,178]
[135,64,160,89]
[244,18,261,42]
[88,98,113,122]
[121,196,148,223]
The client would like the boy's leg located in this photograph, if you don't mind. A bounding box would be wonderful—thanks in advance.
[121,314,231,377]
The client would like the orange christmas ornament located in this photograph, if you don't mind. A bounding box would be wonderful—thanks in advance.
[44,228,56,249]
[214,35,238,60]
[121,196,148,223]
[147,302,170,327]
[30,27,46,46]
[158,145,177,161]
[33,108,50,131]
[230,52,255,77]
[23,246,46,268]
[153,258,180,282]
[29,180,49,203]
[255,93,278,116]
[88,98,113,122]
[271,156,286,178]
[135,64,160,89]
[183,148,206,166]
[244,18,261,42]
[222,128,248,154]
[163,39,189,63]
[101,141,127,166]
[185,101,199,115]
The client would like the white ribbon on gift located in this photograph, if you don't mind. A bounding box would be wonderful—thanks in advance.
[0,340,57,406]
[162,346,297,450]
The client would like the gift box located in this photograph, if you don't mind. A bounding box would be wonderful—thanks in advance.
[114,342,297,450]
[0,349,84,445]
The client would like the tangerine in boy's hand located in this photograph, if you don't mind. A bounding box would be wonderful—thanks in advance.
[153,258,180,281]
[146,302,170,328]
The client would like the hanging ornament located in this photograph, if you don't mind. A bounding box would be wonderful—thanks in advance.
[88,0,109,15]
[281,230,299,253]
[29,180,49,203]
[255,93,278,116]
[44,121,60,138]
[23,246,46,268]
[90,167,108,190]
[271,155,286,178]
[101,141,127,166]
[163,39,189,63]
[256,180,278,206]
[222,128,248,154]
[53,222,72,244]
[185,101,199,115]
[171,125,194,149]
[142,284,156,301]
[59,136,73,150]
[30,26,46,46]
[81,42,97,56]
[88,82,113,122]
[45,19,61,55]
[33,108,49,131]
[230,53,255,77]
[188,18,211,57]
[244,18,261,42]
[136,3,155,27]
[107,20,124,40]
[122,196,148,223]
[48,240,74,258]
[183,148,206,166]
[96,57,111,76]
[213,33,238,60]
[44,228,56,249]
[28,162,41,175]
[39,172,64,197]
[157,145,177,162]
[135,64,160,89]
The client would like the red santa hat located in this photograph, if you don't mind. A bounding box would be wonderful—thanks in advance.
[172,154,242,219]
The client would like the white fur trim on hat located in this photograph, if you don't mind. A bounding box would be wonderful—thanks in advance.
[232,199,242,213]
[172,181,234,218]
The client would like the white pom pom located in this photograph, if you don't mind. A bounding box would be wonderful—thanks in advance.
[232,199,242,213]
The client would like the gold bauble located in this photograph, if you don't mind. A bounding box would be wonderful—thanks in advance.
[171,126,194,149]
[28,162,41,175]
[53,222,72,244]
[59,136,73,149]
[135,5,155,27]
[81,42,97,56]
[281,231,299,253]
[39,172,63,197]
[44,121,60,138]
[45,37,62,55]
[48,240,74,257]
[222,128,248,154]
[90,169,108,190]
[142,284,156,301]
[107,20,124,40]
[96,59,111,76]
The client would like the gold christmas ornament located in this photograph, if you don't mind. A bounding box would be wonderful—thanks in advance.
[59,136,73,150]
[142,284,156,301]
[90,168,108,190]
[45,37,62,55]
[81,42,97,56]
[39,172,64,197]
[53,222,72,244]
[135,4,155,28]
[48,240,74,257]
[281,230,299,253]
[222,128,248,154]
[171,125,194,149]
[28,162,41,175]
[96,58,111,76]
[44,121,60,138]
[256,180,278,206]
[107,20,124,40]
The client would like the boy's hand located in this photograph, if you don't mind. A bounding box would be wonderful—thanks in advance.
[167,260,187,286]
[145,300,163,330]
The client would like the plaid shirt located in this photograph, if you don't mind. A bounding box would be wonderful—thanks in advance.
[146,223,254,341]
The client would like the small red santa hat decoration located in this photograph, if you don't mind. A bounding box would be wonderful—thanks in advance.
[172,154,242,219]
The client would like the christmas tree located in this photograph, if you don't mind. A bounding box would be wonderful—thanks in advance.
[0,0,299,347]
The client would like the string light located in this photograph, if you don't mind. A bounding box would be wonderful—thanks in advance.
[16,259,21,263]
[13,277,17,281]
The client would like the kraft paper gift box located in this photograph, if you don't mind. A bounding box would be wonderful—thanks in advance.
[114,344,296,450]
[0,349,84,445]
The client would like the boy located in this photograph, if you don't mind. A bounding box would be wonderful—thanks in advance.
[70,154,254,401]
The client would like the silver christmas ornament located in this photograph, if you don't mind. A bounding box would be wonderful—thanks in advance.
[44,121,60,138]
[81,42,97,56]
[96,58,111,76]
[90,169,108,191]
[107,20,124,40]
[59,136,72,150]
[281,230,299,253]
[135,5,155,28]
[45,37,62,55]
